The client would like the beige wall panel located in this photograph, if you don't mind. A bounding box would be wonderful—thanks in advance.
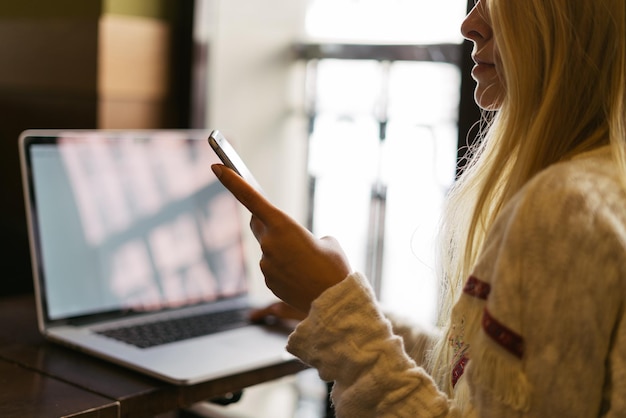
[98,15,170,100]
[98,98,164,128]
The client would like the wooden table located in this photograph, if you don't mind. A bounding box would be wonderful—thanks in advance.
[0,294,307,417]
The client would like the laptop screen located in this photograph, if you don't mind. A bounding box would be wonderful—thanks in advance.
[22,131,248,322]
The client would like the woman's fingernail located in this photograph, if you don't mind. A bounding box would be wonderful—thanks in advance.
[211,164,222,178]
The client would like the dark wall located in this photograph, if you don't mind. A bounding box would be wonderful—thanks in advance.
[0,1,193,297]
[0,4,101,296]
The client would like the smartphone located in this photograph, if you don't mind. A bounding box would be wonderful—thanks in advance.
[207,129,264,194]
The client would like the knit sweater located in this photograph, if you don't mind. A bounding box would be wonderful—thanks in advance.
[286,146,626,417]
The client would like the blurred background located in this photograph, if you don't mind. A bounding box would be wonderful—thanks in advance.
[0,1,480,415]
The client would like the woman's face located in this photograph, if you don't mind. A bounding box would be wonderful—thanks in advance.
[461,0,504,110]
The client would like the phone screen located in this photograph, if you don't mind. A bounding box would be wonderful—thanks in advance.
[208,130,264,194]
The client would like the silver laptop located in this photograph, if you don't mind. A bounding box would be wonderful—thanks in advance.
[19,129,292,385]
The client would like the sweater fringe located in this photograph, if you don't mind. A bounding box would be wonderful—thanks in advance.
[468,330,531,412]
[449,293,531,412]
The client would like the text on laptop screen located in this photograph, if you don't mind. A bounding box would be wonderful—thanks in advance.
[29,132,248,320]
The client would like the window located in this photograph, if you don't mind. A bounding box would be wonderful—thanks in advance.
[302,0,467,324]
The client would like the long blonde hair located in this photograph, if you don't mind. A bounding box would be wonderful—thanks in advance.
[428,0,626,393]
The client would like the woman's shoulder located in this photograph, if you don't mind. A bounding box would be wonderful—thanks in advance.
[513,146,625,221]
[482,145,626,262]
[537,145,618,187]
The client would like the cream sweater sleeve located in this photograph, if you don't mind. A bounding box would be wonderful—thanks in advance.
[287,272,460,418]
[386,312,438,367]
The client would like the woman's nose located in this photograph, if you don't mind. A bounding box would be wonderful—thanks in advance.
[461,2,491,42]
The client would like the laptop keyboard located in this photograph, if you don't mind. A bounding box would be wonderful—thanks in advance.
[96,308,250,349]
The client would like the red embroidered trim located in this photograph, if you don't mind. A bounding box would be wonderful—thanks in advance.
[482,308,524,359]
[463,276,491,300]
[451,354,469,388]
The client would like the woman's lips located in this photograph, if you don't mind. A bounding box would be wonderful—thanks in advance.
[471,56,496,78]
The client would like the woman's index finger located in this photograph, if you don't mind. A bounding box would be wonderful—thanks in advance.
[211,164,276,223]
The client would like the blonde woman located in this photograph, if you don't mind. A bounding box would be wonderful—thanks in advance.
[213,0,626,416]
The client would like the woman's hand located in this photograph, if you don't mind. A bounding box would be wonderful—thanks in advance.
[249,301,307,324]
[212,164,351,314]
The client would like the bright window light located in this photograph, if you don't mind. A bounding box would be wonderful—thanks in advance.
[306,0,467,43]
[303,1,467,325]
